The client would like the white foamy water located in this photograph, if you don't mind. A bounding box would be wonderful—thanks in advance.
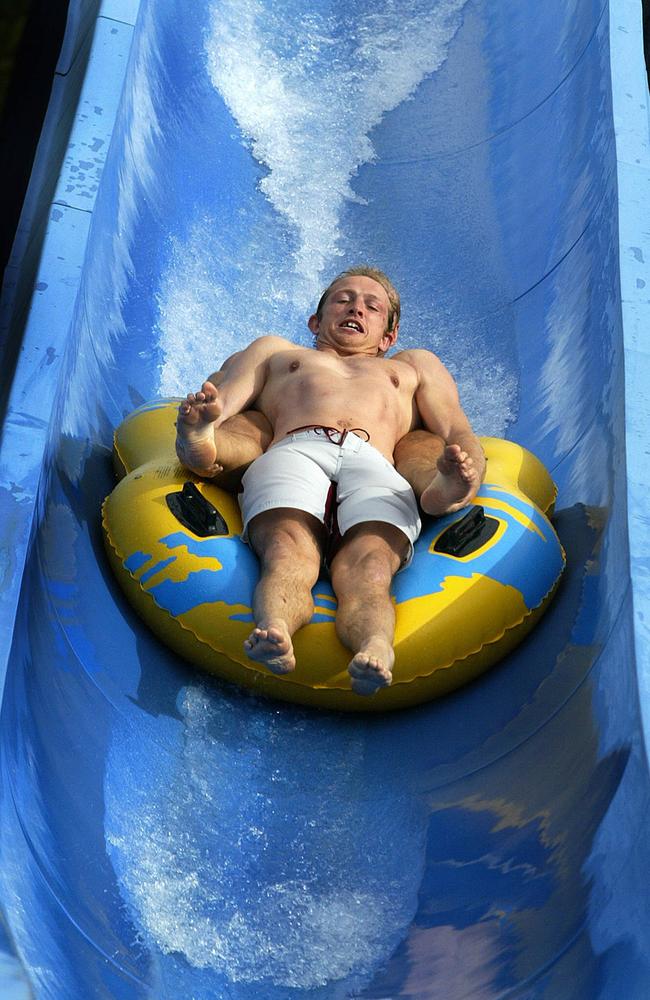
[205,0,468,288]
[157,0,470,394]
[105,687,425,992]
[156,213,310,388]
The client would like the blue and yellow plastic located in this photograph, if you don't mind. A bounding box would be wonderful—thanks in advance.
[102,400,566,711]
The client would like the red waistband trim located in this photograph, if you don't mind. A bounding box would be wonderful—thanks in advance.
[285,425,370,445]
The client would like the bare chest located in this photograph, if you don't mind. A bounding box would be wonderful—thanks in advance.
[257,350,417,445]
[269,351,412,397]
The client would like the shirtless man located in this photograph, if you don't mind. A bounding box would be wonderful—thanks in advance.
[176,267,485,696]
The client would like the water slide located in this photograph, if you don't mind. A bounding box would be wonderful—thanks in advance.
[1,0,650,996]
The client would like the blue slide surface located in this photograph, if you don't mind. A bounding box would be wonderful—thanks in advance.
[1,1,650,996]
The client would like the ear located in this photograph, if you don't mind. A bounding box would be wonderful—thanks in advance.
[308,313,319,336]
[380,321,399,353]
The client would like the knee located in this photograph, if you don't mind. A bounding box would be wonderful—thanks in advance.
[225,411,273,449]
[254,527,298,566]
[394,429,444,465]
[249,516,322,576]
[264,534,299,568]
[333,542,395,594]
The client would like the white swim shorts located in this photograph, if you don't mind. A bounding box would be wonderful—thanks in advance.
[239,427,422,567]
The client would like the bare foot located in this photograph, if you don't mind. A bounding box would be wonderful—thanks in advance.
[244,621,296,675]
[176,381,223,475]
[348,636,395,696]
[420,444,480,516]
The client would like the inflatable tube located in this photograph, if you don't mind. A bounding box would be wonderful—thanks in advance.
[102,399,565,711]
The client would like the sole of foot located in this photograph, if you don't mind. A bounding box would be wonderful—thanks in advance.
[244,623,296,675]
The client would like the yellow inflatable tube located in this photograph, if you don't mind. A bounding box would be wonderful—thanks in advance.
[102,399,565,712]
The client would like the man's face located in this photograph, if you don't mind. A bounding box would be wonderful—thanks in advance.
[308,276,398,356]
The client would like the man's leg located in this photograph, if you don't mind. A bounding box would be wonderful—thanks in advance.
[244,509,324,674]
[394,429,481,515]
[329,521,408,696]
[176,377,272,488]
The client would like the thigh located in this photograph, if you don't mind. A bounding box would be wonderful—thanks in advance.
[336,445,421,559]
[240,441,333,539]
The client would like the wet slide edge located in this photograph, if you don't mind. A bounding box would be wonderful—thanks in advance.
[0,0,142,703]
[610,0,650,759]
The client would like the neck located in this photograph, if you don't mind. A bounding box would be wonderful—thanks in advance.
[315,340,383,359]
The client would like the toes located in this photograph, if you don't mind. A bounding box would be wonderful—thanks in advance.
[349,655,380,678]
[244,627,265,649]
[259,627,289,652]
[244,625,291,654]
[243,624,295,674]
[348,654,392,695]
[443,446,478,482]
[460,461,476,482]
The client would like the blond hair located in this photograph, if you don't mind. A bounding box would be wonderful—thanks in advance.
[316,266,401,333]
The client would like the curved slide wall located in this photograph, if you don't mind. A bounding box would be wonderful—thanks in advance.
[1,1,650,996]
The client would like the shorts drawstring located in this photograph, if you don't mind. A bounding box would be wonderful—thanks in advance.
[286,424,370,445]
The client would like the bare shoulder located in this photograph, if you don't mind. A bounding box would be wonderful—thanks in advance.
[211,335,300,384]
[394,347,475,439]
[248,334,300,355]
[393,347,456,386]
[219,334,298,368]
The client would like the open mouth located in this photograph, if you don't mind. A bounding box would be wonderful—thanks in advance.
[340,321,364,333]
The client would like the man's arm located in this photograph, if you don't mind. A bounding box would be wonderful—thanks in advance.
[394,348,485,513]
[203,334,296,425]
[175,335,292,482]
[411,349,485,470]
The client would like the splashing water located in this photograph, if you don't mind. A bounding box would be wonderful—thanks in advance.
[156,0,471,393]
[205,0,468,290]
[105,687,426,991]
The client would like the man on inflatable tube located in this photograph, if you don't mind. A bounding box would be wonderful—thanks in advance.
[176,267,485,696]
